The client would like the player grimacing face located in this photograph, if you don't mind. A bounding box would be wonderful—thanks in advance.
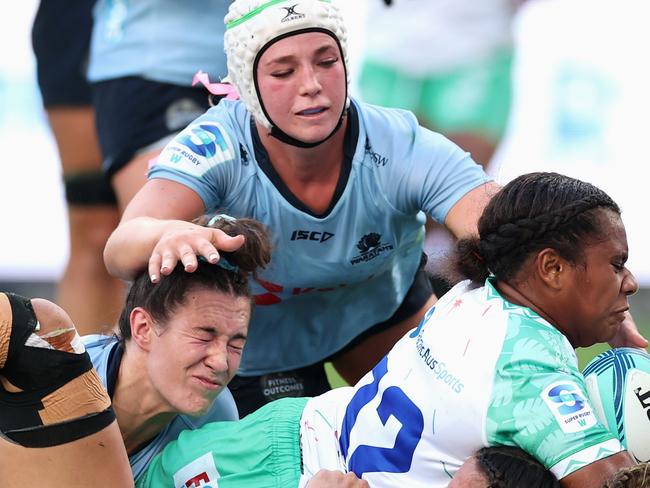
[144,288,250,415]
[255,32,347,144]
[554,210,638,348]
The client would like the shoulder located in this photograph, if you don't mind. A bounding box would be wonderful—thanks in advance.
[355,99,454,144]
[498,309,577,376]
[178,100,246,155]
[355,99,420,136]
[354,98,470,167]
[154,101,249,174]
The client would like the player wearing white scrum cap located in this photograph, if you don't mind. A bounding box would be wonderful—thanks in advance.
[223,0,350,146]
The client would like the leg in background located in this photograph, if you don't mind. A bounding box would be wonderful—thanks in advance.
[47,107,124,335]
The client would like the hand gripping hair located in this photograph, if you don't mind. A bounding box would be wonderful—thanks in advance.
[0,293,114,448]
[223,0,350,147]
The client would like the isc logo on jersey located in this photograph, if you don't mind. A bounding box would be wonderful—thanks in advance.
[583,347,650,462]
[541,381,597,433]
[173,453,220,488]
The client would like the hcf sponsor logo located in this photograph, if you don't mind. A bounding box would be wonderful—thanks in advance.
[173,453,220,488]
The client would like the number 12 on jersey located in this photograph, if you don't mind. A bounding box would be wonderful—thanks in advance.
[339,356,424,476]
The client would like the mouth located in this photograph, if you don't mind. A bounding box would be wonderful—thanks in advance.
[612,307,630,323]
[296,106,328,117]
[193,376,222,391]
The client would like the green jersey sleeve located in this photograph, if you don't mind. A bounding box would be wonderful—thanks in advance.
[486,313,623,479]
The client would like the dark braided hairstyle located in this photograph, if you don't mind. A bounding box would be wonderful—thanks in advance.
[604,463,650,488]
[117,215,271,342]
[475,446,560,488]
[454,172,620,284]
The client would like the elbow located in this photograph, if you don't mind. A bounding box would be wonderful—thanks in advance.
[103,226,134,281]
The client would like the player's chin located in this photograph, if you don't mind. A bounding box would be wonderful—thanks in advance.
[184,391,220,416]
[601,318,624,344]
[290,118,338,142]
[290,128,332,144]
[184,399,213,417]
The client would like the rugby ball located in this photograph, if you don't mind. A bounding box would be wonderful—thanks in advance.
[583,347,650,462]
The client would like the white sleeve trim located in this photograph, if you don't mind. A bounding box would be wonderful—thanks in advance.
[550,438,624,479]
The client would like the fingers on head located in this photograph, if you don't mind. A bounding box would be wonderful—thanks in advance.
[179,247,198,272]
[213,229,245,251]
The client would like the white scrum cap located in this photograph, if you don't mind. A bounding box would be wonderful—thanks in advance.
[223,0,349,129]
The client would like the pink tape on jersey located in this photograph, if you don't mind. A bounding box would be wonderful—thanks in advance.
[192,70,240,100]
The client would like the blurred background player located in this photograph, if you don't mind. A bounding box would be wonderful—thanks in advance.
[359,0,521,294]
[87,0,230,211]
[31,0,123,334]
[360,0,517,168]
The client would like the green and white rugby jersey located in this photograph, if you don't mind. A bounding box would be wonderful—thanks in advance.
[301,278,623,487]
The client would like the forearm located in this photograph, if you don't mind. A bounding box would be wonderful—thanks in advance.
[103,216,187,280]
[444,181,501,239]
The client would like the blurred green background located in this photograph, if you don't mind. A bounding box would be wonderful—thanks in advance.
[326,288,650,389]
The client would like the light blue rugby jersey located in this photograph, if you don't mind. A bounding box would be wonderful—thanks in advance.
[88,0,229,85]
[150,98,490,375]
[83,335,239,481]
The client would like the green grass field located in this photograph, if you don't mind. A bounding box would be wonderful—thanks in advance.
[326,288,650,389]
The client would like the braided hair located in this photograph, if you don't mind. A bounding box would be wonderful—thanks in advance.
[604,463,650,488]
[475,446,560,488]
[454,172,620,284]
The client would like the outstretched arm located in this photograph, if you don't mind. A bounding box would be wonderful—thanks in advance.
[104,179,244,281]
[444,181,501,239]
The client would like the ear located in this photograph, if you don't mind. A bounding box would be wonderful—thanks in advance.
[130,307,155,352]
[535,248,566,290]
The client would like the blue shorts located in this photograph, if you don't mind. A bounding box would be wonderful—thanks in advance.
[31,0,94,107]
[91,77,212,177]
